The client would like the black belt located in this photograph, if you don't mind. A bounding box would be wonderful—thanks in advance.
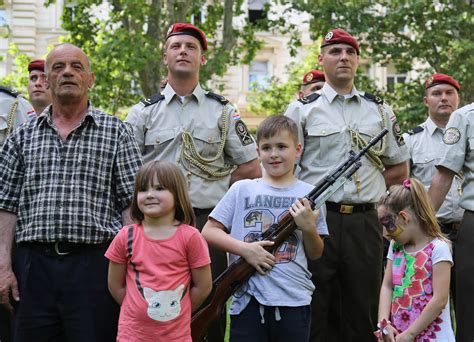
[326,201,376,214]
[18,241,109,256]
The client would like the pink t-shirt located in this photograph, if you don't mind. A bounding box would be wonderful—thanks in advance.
[105,223,210,342]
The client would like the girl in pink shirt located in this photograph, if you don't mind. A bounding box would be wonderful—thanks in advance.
[106,161,212,341]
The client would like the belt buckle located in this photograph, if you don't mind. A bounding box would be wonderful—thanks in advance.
[54,241,71,256]
[340,204,353,214]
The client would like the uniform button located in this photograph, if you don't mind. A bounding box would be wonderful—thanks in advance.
[425,158,428,162]
[155,138,160,144]
[207,137,212,143]
[322,130,326,134]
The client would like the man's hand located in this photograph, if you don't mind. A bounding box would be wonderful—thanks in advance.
[240,240,276,275]
[0,265,19,313]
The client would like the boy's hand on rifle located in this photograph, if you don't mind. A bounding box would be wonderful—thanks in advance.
[240,241,276,275]
[290,198,319,233]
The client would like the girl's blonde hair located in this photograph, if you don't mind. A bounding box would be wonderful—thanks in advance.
[378,178,445,240]
[131,161,196,226]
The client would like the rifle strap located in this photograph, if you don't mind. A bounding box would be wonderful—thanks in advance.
[127,225,145,298]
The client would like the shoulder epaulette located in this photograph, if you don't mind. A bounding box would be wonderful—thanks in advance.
[141,92,165,107]
[0,86,20,98]
[363,92,383,105]
[407,126,424,135]
[205,91,229,105]
[298,92,320,105]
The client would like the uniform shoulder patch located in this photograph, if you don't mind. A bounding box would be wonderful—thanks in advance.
[206,91,229,105]
[443,127,461,145]
[407,126,424,135]
[298,92,320,105]
[392,120,405,147]
[235,120,253,146]
[363,92,384,105]
[141,92,165,107]
[0,86,19,98]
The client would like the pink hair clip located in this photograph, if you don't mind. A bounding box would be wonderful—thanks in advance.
[403,179,411,189]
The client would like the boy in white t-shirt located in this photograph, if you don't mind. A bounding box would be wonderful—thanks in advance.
[202,115,328,341]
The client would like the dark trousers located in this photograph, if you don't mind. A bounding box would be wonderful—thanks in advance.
[0,306,11,342]
[439,221,458,311]
[454,210,474,341]
[309,209,382,341]
[230,296,311,342]
[11,243,119,342]
[195,208,228,342]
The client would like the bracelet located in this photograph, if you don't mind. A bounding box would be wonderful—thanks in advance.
[373,319,392,339]
[377,319,392,329]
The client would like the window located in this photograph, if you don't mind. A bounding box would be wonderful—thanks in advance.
[0,8,6,27]
[387,74,406,93]
[249,61,269,90]
[248,0,268,23]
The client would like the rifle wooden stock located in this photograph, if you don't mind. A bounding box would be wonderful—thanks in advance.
[191,128,389,341]
[191,215,297,342]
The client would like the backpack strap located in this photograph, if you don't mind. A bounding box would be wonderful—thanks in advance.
[127,225,144,297]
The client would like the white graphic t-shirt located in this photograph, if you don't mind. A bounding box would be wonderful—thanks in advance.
[210,178,328,314]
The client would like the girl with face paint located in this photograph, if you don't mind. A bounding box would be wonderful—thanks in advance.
[375,178,454,342]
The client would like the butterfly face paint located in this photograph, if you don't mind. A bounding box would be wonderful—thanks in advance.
[379,213,404,238]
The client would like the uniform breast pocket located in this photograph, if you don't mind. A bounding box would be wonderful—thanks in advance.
[412,154,437,166]
[358,125,383,145]
[144,129,176,156]
[191,130,221,159]
[307,126,342,166]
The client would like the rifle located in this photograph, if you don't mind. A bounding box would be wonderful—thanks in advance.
[191,128,389,341]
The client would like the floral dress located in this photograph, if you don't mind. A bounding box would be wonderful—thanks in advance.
[388,238,455,341]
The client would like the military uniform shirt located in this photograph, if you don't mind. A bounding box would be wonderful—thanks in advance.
[0,89,32,147]
[437,103,474,211]
[404,117,464,223]
[125,83,258,209]
[284,83,409,203]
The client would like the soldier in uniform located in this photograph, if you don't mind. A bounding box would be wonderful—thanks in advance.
[403,73,462,308]
[284,28,409,341]
[125,22,261,342]
[429,102,474,342]
[0,86,31,342]
[0,86,32,147]
[27,59,52,116]
[298,69,325,99]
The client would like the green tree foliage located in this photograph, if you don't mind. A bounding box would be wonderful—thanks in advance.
[45,0,293,115]
[0,43,31,95]
[253,0,474,131]
[248,43,319,116]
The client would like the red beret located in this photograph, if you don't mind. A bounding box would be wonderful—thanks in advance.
[321,28,360,55]
[302,70,325,85]
[166,23,208,51]
[425,73,460,91]
[28,59,45,73]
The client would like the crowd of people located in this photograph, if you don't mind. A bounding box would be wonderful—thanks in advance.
[0,23,472,342]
